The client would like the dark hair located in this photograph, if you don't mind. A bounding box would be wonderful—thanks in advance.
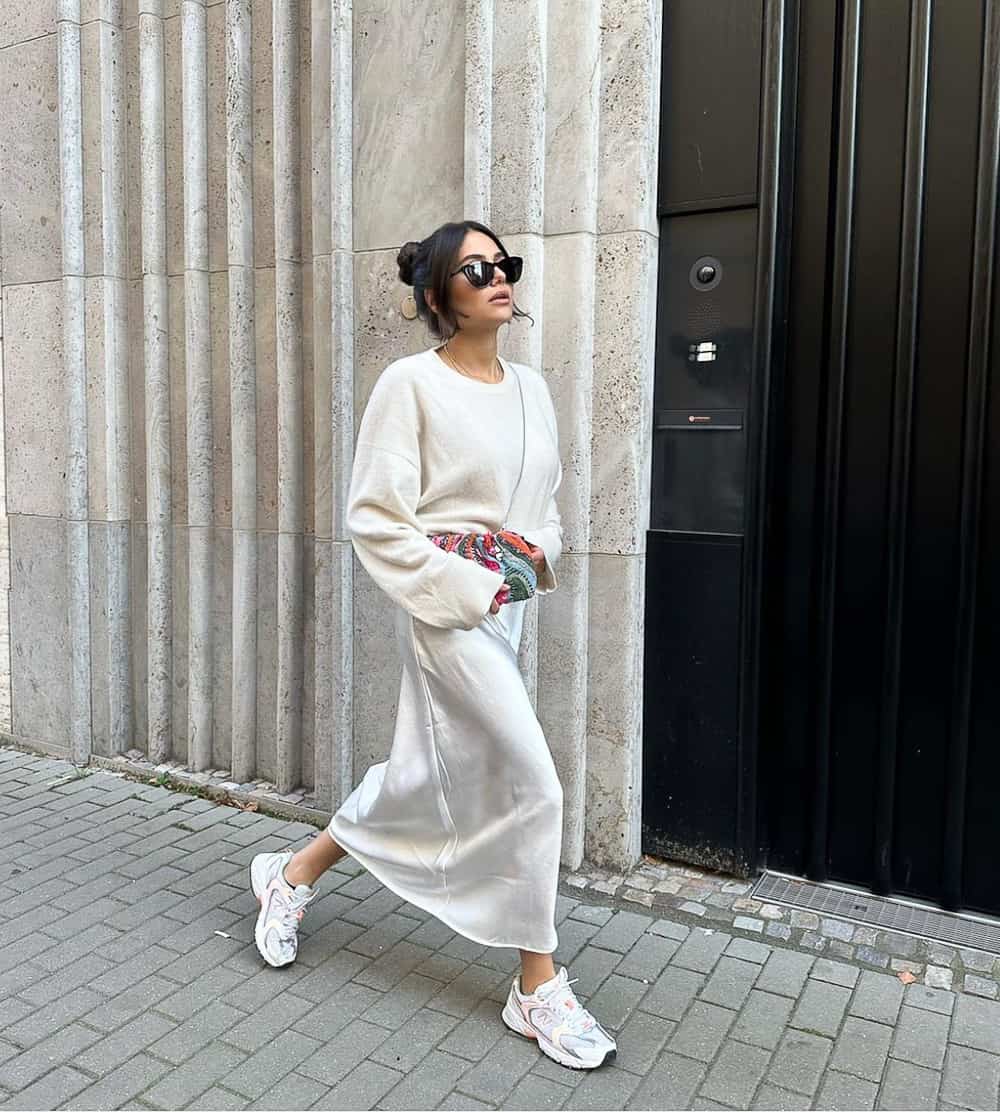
[397,220,534,340]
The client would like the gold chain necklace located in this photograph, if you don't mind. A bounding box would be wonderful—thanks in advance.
[442,341,503,383]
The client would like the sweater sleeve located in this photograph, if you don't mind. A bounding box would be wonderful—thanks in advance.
[525,375,564,594]
[346,372,507,630]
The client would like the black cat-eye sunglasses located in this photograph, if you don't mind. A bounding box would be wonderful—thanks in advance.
[448,255,524,289]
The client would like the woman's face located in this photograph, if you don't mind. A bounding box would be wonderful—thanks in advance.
[437,230,514,332]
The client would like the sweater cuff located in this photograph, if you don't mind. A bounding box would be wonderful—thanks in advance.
[422,549,508,629]
[528,526,561,594]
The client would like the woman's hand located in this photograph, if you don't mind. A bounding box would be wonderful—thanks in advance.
[490,584,511,614]
[525,541,547,576]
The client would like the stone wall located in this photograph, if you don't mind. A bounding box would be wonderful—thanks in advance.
[0,0,661,870]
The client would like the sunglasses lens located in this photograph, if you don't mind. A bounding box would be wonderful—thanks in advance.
[464,261,492,287]
[499,256,523,284]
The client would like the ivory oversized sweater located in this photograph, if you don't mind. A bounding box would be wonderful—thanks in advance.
[346,345,564,630]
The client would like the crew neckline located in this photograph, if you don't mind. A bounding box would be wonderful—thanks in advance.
[426,345,516,392]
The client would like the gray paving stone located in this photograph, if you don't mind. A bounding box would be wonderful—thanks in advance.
[951,992,1000,1054]
[810,957,859,988]
[767,1030,832,1096]
[939,1044,1000,1110]
[903,981,955,1015]
[81,974,179,1032]
[699,956,760,1011]
[615,933,680,981]
[582,972,649,1031]
[590,911,653,955]
[359,971,440,1030]
[567,1063,642,1110]
[891,1004,950,1069]
[74,1011,177,1075]
[297,1019,391,1088]
[731,989,795,1051]
[640,965,705,1021]
[963,973,1000,999]
[667,1000,736,1063]
[698,1040,770,1107]
[613,1010,676,1077]
[245,1070,330,1111]
[426,963,507,1019]
[148,1000,246,1065]
[561,945,621,998]
[500,1072,570,1110]
[3,986,104,1049]
[648,919,691,942]
[291,948,372,1004]
[452,1031,540,1104]
[626,1051,706,1110]
[850,970,905,1025]
[828,1015,892,1082]
[789,979,851,1039]
[856,945,891,969]
[816,1068,878,1110]
[156,966,249,1023]
[439,1094,493,1111]
[369,1007,460,1074]
[291,982,381,1043]
[219,1029,324,1100]
[725,937,771,964]
[70,1054,175,1112]
[756,949,815,998]
[437,998,506,1062]
[671,929,732,974]
[751,1082,808,1110]
[877,1058,941,1110]
[142,1040,247,1109]
[380,1048,472,1109]
[308,1059,404,1111]
[567,904,614,927]
[0,1064,91,1110]
[0,1022,101,1092]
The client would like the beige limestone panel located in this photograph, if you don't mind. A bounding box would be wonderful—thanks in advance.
[130,519,148,747]
[205,1,228,273]
[310,535,334,801]
[80,2,126,25]
[300,531,316,790]
[540,232,595,556]
[3,282,66,518]
[585,550,644,870]
[0,35,62,284]
[536,551,589,870]
[255,528,278,780]
[80,20,105,276]
[590,229,657,555]
[9,514,71,748]
[87,519,114,754]
[0,3,56,50]
[491,0,545,234]
[597,0,661,236]
[125,24,141,279]
[310,0,331,260]
[351,552,398,779]
[495,232,543,372]
[312,254,333,540]
[209,522,233,769]
[163,11,184,276]
[543,0,600,234]
[353,0,465,250]
[167,272,188,524]
[353,248,428,398]
[301,262,316,535]
[128,277,148,521]
[298,1,313,267]
[170,519,188,760]
[255,266,278,531]
[251,0,274,269]
[209,270,231,527]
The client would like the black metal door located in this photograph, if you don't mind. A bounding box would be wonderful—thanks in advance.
[762,0,1000,915]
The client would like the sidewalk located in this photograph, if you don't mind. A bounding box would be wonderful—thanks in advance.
[1,744,998,1111]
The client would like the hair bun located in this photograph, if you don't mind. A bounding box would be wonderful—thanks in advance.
[397,240,421,286]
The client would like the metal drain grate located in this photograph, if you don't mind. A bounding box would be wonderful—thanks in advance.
[752,872,1000,956]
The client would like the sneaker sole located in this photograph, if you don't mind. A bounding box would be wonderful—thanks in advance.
[500,998,616,1070]
[250,854,295,969]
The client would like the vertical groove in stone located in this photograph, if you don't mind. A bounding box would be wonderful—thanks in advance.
[464,0,494,220]
[329,0,355,808]
[0,297,9,736]
[182,0,214,770]
[140,0,173,762]
[100,2,133,756]
[226,0,257,783]
[58,1,93,765]
[274,0,304,792]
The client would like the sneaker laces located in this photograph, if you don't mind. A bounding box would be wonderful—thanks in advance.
[534,970,597,1034]
[273,885,315,943]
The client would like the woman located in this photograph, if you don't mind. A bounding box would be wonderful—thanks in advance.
[249,220,616,1071]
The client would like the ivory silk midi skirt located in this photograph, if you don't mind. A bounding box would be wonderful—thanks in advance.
[327,597,564,953]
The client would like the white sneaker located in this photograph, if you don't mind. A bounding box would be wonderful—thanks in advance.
[249,850,318,968]
[501,966,617,1069]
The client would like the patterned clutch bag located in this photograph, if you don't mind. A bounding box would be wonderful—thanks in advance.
[429,529,538,603]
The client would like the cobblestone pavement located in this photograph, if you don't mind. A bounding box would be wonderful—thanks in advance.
[2,745,999,1111]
